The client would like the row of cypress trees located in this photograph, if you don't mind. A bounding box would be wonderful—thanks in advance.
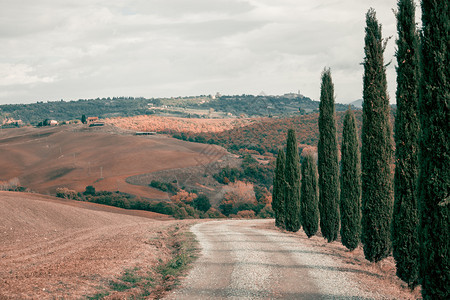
[363,2,448,298]
[273,1,447,297]
[272,128,320,236]
[272,102,361,243]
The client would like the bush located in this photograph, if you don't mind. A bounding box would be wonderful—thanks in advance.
[193,194,211,212]
[236,210,256,219]
[84,185,96,196]
[258,205,274,218]
[203,208,226,219]
[150,180,179,194]
[56,187,78,199]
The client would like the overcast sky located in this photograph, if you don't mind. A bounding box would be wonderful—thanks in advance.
[1,0,413,105]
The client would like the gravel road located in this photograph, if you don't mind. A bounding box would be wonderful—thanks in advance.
[166,219,386,300]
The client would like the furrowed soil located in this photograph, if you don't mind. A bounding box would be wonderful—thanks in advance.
[0,191,197,299]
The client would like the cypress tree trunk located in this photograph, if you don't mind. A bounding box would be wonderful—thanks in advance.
[301,154,319,238]
[273,148,286,228]
[392,0,420,288]
[418,1,449,298]
[361,9,394,263]
[318,68,340,242]
[340,108,362,251]
[285,129,301,232]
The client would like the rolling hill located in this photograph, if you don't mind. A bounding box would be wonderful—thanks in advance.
[0,124,230,199]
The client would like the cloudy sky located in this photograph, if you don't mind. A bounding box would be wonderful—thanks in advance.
[1,0,410,105]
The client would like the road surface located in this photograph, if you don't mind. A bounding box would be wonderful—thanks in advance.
[166,220,384,300]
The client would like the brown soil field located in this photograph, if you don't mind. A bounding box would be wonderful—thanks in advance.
[0,124,228,198]
[103,115,255,134]
[0,191,196,299]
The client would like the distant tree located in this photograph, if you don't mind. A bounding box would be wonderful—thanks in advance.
[300,154,319,238]
[361,9,394,263]
[340,108,362,251]
[84,185,96,196]
[272,148,286,228]
[81,114,86,124]
[392,0,420,288]
[318,68,340,242]
[417,0,449,298]
[193,194,211,212]
[284,129,301,232]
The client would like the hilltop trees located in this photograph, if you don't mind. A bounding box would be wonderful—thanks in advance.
[361,9,394,262]
[318,68,340,242]
[273,148,286,228]
[392,0,420,288]
[284,129,301,232]
[417,0,449,297]
[340,108,362,251]
[301,154,319,238]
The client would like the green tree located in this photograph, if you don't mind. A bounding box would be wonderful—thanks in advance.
[301,154,319,238]
[81,114,86,124]
[392,0,420,288]
[417,0,449,298]
[284,129,301,232]
[340,108,362,251]
[318,68,340,242]
[361,9,394,263]
[272,148,286,228]
[193,194,211,212]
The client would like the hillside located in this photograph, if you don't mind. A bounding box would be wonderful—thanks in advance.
[0,124,232,199]
[0,191,192,298]
[107,111,364,155]
[0,94,355,125]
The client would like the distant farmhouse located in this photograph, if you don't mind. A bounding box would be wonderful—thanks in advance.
[87,117,99,124]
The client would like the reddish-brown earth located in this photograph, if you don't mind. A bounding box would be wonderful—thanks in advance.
[0,125,226,198]
[0,191,193,299]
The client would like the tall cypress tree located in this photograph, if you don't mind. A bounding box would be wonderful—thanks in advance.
[318,68,340,242]
[272,148,286,228]
[285,129,301,232]
[340,108,362,251]
[301,154,319,238]
[418,1,449,298]
[392,0,420,288]
[361,9,394,263]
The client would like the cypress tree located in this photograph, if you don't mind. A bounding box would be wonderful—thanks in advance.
[361,9,394,263]
[284,129,301,232]
[272,148,286,228]
[301,154,319,238]
[417,0,449,298]
[318,68,340,242]
[340,108,362,251]
[392,0,420,288]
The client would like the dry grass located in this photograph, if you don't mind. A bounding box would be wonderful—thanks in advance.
[104,115,255,134]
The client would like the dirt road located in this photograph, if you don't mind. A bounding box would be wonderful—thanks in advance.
[166,220,391,300]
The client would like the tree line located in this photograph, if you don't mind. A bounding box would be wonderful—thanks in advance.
[272,1,448,298]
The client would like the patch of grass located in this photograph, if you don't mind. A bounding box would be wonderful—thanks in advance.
[156,230,199,285]
[109,280,131,292]
[120,267,142,284]
[86,291,110,300]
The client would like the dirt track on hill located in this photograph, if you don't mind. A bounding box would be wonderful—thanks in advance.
[0,191,189,299]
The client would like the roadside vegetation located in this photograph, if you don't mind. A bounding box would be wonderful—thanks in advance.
[85,224,199,299]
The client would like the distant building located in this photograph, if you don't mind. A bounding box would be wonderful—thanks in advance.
[49,120,58,126]
[87,117,99,124]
